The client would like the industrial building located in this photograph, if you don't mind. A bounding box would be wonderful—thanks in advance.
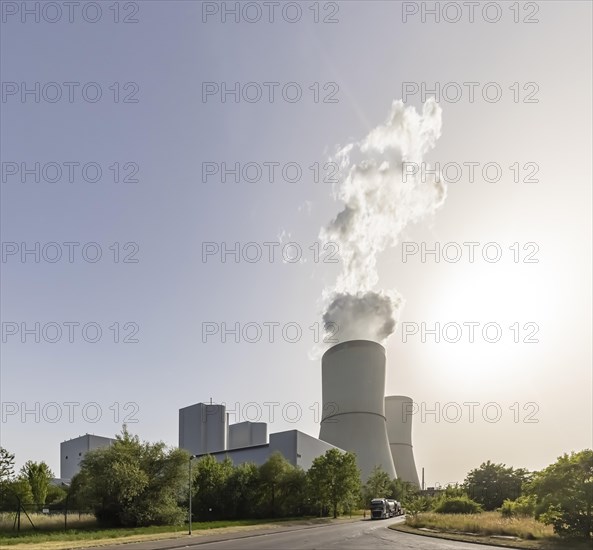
[178,340,420,483]
[60,433,115,480]
[195,429,340,471]
[57,339,420,485]
[179,402,340,470]
[179,402,229,455]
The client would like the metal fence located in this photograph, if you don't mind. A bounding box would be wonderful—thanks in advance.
[0,499,94,532]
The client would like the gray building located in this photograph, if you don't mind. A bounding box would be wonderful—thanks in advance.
[179,402,228,455]
[180,402,342,470]
[228,421,267,450]
[60,434,115,480]
[196,429,340,471]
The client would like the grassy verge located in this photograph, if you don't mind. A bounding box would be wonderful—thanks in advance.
[390,512,590,550]
[0,516,343,549]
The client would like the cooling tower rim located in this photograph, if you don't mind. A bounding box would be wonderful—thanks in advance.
[323,339,385,359]
[385,395,414,402]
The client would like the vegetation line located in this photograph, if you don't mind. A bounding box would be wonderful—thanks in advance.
[1,430,591,546]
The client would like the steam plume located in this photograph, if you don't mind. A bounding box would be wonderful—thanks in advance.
[321,98,446,344]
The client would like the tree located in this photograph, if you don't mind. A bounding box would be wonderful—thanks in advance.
[70,427,188,526]
[362,466,391,506]
[277,466,307,517]
[192,455,234,520]
[390,478,420,509]
[225,462,260,519]
[528,449,592,540]
[1,478,34,508]
[45,484,67,505]
[0,447,15,482]
[20,461,54,505]
[259,452,292,517]
[307,449,361,519]
[464,460,529,510]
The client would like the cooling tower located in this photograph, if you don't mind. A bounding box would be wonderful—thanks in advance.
[319,340,396,480]
[385,395,420,487]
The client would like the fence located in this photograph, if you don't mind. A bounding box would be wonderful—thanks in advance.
[0,499,95,532]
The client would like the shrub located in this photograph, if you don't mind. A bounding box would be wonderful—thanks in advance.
[434,496,482,514]
[500,495,536,518]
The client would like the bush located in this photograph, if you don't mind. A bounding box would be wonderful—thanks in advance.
[500,495,536,518]
[434,496,482,514]
[404,495,435,516]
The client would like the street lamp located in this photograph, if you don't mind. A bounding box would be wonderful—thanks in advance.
[188,455,198,535]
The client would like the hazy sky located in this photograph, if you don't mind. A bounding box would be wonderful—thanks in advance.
[1,0,591,486]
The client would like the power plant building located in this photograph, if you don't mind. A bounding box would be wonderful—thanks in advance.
[179,402,340,470]
[179,402,228,455]
[228,421,267,450]
[198,429,340,471]
[60,434,115,480]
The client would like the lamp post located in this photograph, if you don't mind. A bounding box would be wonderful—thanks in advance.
[188,455,197,535]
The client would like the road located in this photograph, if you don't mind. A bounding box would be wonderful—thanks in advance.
[97,519,505,550]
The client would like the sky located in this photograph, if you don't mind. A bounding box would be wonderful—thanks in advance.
[1,0,591,487]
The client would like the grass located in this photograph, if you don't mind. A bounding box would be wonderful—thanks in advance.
[392,512,591,549]
[0,512,97,532]
[405,511,553,539]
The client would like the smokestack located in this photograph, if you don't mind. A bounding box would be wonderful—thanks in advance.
[385,395,420,487]
[319,340,396,480]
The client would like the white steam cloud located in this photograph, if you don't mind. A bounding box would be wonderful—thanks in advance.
[320,98,446,344]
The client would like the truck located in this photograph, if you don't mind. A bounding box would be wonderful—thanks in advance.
[370,498,389,519]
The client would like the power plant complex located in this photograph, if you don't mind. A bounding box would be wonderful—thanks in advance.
[179,339,420,485]
[60,340,420,486]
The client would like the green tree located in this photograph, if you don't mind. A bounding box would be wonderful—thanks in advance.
[0,447,15,482]
[1,478,34,508]
[277,466,308,517]
[362,466,391,506]
[528,449,592,540]
[20,461,54,505]
[391,478,420,509]
[307,449,361,519]
[70,427,188,526]
[259,452,292,517]
[45,484,68,505]
[225,462,260,519]
[464,460,529,510]
[192,455,234,520]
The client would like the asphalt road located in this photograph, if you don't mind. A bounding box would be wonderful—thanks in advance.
[98,519,505,550]
[189,519,503,549]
